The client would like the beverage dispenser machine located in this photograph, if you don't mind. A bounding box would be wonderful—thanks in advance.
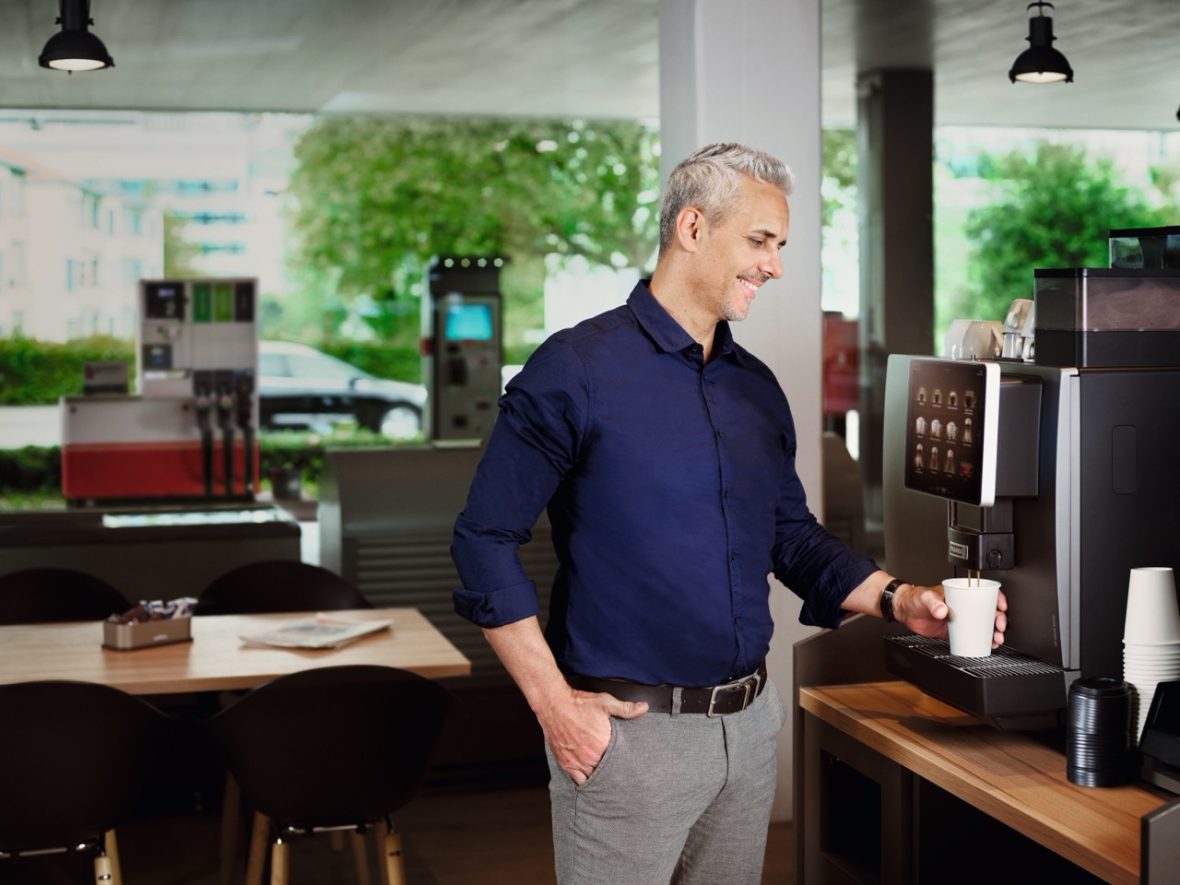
[882,229,1180,728]
[422,256,503,441]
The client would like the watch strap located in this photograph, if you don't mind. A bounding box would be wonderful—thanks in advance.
[880,577,906,623]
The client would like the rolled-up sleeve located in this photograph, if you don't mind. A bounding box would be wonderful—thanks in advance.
[770,411,879,628]
[451,338,588,627]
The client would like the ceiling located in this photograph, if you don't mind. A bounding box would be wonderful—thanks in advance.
[1,0,1177,131]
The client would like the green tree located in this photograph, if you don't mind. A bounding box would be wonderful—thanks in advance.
[284,116,660,356]
[961,142,1167,324]
[822,128,857,228]
[162,211,202,278]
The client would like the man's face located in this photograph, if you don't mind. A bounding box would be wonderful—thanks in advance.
[696,177,789,323]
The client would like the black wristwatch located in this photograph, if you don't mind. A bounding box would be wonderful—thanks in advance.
[880,578,906,623]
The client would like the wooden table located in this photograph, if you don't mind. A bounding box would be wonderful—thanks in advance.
[799,680,1180,884]
[0,607,470,695]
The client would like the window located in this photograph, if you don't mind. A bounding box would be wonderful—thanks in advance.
[258,353,289,377]
[198,242,246,254]
[9,242,24,288]
[123,206,143,235]
[122,257,143,285]
[175,210,247,224]
[10,170,25,217]
[286,352,356,381]
[83,193,101,229]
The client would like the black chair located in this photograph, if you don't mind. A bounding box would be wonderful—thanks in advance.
[197,560,371,884]
[0,567,130,624]
[208,664,453,885]
[0,681,170,883]
[195,560,371,615]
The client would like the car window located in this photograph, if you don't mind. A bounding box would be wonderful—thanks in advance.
[258,353,289,377]
[287,353,358,381]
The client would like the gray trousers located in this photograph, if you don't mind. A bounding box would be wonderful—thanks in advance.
[545,680,787,885]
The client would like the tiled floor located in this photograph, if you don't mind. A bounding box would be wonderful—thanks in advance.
[6,785,792,884]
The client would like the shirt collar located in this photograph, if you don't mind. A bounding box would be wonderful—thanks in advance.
[627,279,745,365]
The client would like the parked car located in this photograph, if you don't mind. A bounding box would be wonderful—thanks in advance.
[257,341,426,439]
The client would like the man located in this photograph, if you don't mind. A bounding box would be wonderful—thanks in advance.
[451,142,1007,884]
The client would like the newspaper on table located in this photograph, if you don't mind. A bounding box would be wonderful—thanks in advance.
[240,613,392,649]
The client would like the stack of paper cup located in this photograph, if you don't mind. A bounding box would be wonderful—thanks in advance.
[1122,567,1180,744]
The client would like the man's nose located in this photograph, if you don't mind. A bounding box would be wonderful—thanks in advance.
[761,250,783,280]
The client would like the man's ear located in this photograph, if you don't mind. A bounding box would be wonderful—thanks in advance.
[675,206,706,253]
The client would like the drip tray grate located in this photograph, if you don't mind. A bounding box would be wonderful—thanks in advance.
[885,633,1069,725]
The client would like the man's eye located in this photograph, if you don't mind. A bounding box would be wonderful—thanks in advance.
[748,237,765,248]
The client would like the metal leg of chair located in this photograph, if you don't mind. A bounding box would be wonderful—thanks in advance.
[220,772,242,885]
[268,838,289,885]
[381,819,405,885]
[245,812,269,885]
[103,830,122,885]
[349,830,372,885]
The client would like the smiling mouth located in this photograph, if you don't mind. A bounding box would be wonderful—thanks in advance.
[738,277,763,293]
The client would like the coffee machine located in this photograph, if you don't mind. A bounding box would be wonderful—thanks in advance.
[882,228,1180,728]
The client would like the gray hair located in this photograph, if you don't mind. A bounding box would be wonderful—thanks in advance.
[658,143,795,253]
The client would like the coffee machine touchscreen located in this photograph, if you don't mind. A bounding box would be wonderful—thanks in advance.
[903,358,999,506]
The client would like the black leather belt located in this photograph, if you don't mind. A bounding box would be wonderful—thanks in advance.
[565,663,767,716]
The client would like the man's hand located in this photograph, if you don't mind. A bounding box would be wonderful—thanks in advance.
[537,687,648,785]
[897,582,1009,649]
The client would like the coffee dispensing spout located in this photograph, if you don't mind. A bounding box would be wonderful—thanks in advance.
[216,383,235,496]
[946,375,1042,574]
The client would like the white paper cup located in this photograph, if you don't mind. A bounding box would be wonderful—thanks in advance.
[943,578,1002,657]
[1123,567,1180,645]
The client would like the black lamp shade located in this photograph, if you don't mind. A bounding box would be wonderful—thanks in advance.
[38,0,114,72]
[1009,8,1072,83]
[39,29,114,71]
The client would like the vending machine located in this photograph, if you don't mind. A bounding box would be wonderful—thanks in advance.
[421,256,503,441]
[60,278,259,503]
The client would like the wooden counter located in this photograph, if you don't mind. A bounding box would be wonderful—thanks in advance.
[800,681,1169,884]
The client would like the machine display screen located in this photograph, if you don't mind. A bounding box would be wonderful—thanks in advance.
[444,303,494,341]
[903,358,999,506]
[144,282,184,320]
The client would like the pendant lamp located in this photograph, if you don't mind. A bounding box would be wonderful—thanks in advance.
[1009,1,1072,84]
[39,0,115,73]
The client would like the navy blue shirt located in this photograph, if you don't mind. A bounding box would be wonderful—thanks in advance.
[451,281,878,687]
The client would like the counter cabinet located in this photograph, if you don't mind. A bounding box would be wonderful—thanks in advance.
[793,616,1180,884]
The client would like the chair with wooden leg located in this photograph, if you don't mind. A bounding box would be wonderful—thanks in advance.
[208,664,453,885]
[196,559,373,884]
[195,560,371,616]
[0,680,170,884]
[0,567,130,624]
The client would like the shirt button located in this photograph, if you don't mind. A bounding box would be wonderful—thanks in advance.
[715,429,723,438]
[731,551,739,561]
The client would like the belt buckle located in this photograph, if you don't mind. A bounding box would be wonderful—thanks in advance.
[707,676,754,718]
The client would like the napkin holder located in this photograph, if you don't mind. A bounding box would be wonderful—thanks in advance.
[103,616,192,651]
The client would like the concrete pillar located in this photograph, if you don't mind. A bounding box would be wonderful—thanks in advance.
[659,0,822,823]
[856,69,935,532]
